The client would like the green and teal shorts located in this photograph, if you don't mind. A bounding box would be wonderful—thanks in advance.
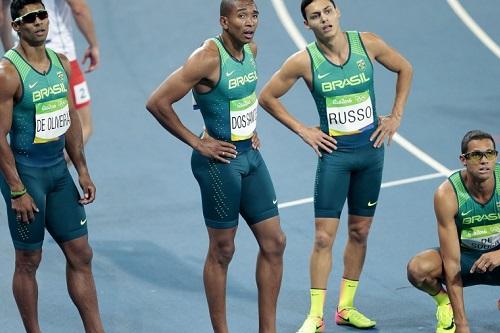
[191,144,279,229]
[314,144,384,218]
[0,160,87,250]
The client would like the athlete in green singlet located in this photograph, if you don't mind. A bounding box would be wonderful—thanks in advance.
[259,1,413,332]
[0,1,104,332]
[408,130,500,333]
[146,1,285,332]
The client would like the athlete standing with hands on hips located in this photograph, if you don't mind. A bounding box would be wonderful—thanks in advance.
[259,0,412,332]
[146,1,285,333]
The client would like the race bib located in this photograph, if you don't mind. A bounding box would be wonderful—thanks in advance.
[326,90,374,136]
[34,97,71,144]
[230,92,257,141]
[73,81,90,106]
[461,224,500,251]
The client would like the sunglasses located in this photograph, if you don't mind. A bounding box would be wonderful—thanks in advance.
[14,9,48,24]
[462,150,498,162]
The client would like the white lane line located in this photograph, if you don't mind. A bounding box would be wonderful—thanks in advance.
[278,172,446,209]
[447,0,500,58]
[270,0,306,50]
[270,0,452,177]
[392,133,451,175]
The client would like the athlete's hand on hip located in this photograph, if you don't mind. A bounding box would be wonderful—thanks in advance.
[82,46,100,73]
[470,250,500,273]
[251,131,260,150]
[197,132,237,164]
[370,115,400,148]
[299,126,337,157]
[11,193,39,224]
[79,174,96,205]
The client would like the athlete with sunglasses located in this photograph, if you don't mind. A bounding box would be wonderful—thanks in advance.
[0,1,104,332]
[1,0,99,147]
[407,130,500,333]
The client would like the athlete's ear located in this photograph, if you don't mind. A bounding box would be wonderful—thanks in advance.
[303,19,311,30]
[220,16,229,30]
[11,21,21,33]
[459,155,467,166]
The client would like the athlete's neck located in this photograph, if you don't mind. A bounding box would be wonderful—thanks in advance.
[17,41,50,73]
[220,33,245,61]
[316,31,348,65]
[463,171,495,204]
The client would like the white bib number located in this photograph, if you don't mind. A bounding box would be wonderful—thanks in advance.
[230,93,257,141]
[34,97,71,144]
[326,90,374,136]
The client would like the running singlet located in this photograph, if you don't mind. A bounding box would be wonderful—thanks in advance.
[4,48,70,167]
[193,37,258,142]
[449,164,500,252]
[44,0,77,61]
[307,31,376,149]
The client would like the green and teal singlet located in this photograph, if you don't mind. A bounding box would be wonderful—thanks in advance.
[193,37,258,143]
[4,48,70,167]
[307,31,376,150]
[449,164,500,252]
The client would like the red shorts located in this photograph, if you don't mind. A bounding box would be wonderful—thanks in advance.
[69,60,91,109]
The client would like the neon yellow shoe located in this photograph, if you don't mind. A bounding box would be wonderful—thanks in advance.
[296,316,324,333]
[436,303,455,333]
[335,306,376,329]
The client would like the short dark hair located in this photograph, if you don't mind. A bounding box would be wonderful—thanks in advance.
[10,0,45,21]
[461,130,496,154]
[300,0,336,20]
[221,0,254,16]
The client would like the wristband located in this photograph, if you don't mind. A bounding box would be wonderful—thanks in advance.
[10,187,27,199]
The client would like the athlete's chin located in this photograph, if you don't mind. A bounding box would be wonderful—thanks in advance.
[241,34,254,43]
[474,170,493,180]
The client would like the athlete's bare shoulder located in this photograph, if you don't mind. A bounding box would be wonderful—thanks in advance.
[186,39,220,74]
[248,41,257,58]
[0,58,21,94]
[358,31,392,59]
[358,31,383,46]
[283,49,310,78]
[434,177,458,218]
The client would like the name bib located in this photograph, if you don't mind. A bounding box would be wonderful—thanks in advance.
[326,90,374,136]
[34,97,71,144]
[461,224,500,251]
[230,92,257,141]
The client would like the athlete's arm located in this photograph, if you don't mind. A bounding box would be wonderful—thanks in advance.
[65,0,99,72]
[146,42,238,164]
[360,32,413,148]
[0,59,39,222]
[435,181,469,332]
[259,51,336,157]
[0,0,14,51]
[60,53,95,204]
[247,41,260,149]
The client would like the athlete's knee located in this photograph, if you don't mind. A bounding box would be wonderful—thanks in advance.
[209,239,235,266]
[15,250,42,275]
[314,229,334,251]
[66,243,94,269]
[260,230,286,258]
[347,223,371,244]
[407,255,435,287]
